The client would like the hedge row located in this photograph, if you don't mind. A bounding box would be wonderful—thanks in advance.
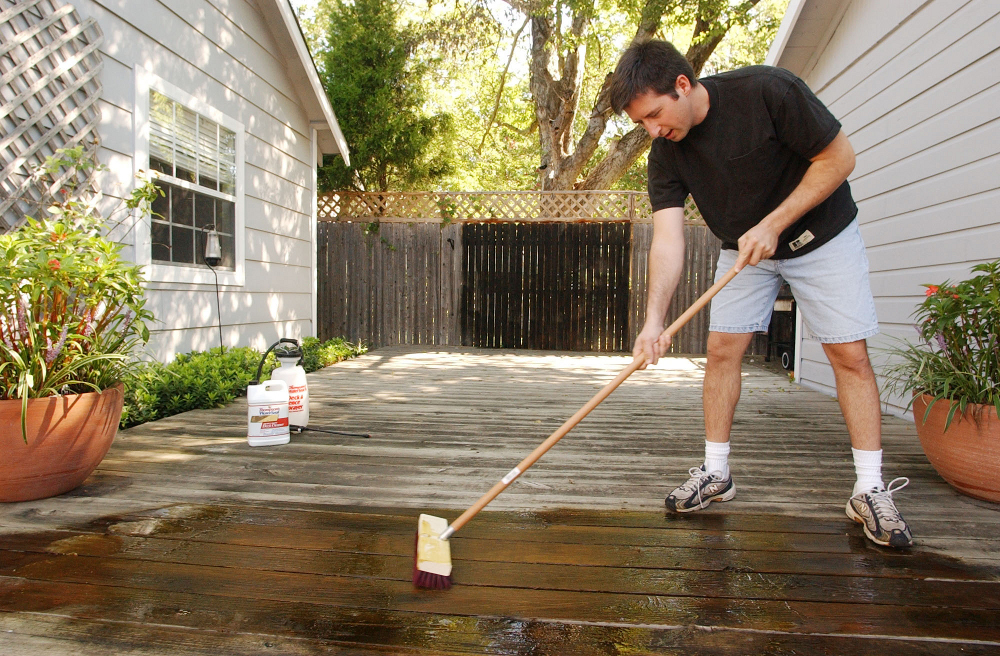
[120,337,366,429]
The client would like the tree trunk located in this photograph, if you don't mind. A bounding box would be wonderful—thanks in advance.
[531,10,590,190]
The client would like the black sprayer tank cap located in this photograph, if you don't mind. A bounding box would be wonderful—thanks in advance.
[274,342,302,359]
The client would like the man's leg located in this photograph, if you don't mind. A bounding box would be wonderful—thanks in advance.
[827,340,914,547]
[704,331,755,443]
[665,246,778,513]
[822,339,881,452]
[664,331,750,513]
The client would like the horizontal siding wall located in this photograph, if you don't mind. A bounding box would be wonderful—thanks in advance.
[798,0,1000,415]
[68,0,317,362]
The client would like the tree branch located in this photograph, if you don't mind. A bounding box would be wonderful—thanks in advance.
[578,125,650,190]
[686,0,762,75]
[552,71,613,188]
[478,15,531,154]
[632,0,675,46]
[498,118,538,136]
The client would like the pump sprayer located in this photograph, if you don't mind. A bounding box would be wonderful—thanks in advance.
[270,340,309,428]
[246,339,300,447]
[247,337,372,443]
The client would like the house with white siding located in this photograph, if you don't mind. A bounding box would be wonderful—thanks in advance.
[1,0,348,361]
[766,0,1000,418]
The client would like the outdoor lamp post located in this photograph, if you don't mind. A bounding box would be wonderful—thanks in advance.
[203,226,224,352]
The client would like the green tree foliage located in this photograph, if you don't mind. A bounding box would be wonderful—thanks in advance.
[315,0,456,192]
[417,0,786,190]
[301,0,786,191]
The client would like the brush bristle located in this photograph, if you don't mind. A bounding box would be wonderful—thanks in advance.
[413,533,452,589]
[413,567,452,589]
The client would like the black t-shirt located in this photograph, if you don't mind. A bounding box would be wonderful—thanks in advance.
[647,66,857,259]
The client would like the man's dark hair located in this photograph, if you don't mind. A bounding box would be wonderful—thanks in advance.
[609,40,698,114]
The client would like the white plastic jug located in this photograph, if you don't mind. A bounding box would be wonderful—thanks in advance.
[271,355,309,427]
[246,379,290,446]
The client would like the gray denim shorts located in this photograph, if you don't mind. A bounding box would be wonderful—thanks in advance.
[709,220,879,344]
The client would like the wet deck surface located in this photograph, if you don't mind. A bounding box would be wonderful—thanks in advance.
[2,346,999,654]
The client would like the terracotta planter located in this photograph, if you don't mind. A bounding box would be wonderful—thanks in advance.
[0,384,124,503]
[913,393,1000,503]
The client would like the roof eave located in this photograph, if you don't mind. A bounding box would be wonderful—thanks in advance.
[765,0,808,67]
[264,0,350,166]
[765,0,851,79]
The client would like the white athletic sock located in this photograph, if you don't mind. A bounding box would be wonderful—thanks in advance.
[852,447,884,496]
[704,440,731,479]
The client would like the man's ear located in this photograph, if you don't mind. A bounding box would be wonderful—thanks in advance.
[675,74,692,96]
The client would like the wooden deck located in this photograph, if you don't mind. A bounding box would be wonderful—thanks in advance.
[2,346,999,654]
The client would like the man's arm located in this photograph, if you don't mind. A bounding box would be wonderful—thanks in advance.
[633,207,686,368]
[735,129,856,271]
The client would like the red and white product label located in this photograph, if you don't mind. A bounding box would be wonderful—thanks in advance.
[288,385,307,412]
[248,403,289,437]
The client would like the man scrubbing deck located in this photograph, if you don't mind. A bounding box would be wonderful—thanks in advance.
[610,40,912,548]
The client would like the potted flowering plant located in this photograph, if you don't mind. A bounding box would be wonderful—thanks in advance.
[882,259,1000,502]
[0,147,158,502]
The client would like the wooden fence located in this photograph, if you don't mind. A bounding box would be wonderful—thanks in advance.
[317,191,766,354]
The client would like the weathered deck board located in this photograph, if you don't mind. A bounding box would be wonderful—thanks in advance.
[2,346,999,654]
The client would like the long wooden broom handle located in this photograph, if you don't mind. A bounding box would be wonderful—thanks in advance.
[440,266,741,539]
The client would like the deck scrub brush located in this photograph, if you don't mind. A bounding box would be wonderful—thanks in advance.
[413,266,740,589]
[413,514,453,589]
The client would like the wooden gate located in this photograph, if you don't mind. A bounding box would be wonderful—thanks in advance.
[461,222,631,351]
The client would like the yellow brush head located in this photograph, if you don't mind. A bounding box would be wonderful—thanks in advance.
[415,513,452,577]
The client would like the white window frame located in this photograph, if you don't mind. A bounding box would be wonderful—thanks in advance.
[133,69,245,286]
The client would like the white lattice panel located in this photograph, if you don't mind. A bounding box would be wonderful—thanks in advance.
[0,0,103,231]
[318,191,704,224]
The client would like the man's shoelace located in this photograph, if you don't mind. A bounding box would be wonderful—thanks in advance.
[869,476,909,521]
[679,466,717,506]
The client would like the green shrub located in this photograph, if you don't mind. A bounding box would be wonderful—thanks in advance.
[119,361,166,428]
[120,338,366,429]
[301,336,367,373]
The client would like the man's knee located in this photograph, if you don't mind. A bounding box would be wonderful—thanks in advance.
[707,332,752,363]
[823,340,873,374]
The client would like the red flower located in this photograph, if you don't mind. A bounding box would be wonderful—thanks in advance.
[924,285,939,296]
[48,258,60,270]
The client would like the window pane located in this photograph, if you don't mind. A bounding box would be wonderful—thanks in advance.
[151,221,170,262]
[216,198,235,234]
[198,118,219,190]
[219,233,235,270]
[219,127,236,195]
[194,192,215,229]
[174,105,198,183]
[196,229,207,265]
[149,156,173,176]
[151,183,169,221]
[171,186,193,226]
[171,225,194,264]
[149,91,174,176]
